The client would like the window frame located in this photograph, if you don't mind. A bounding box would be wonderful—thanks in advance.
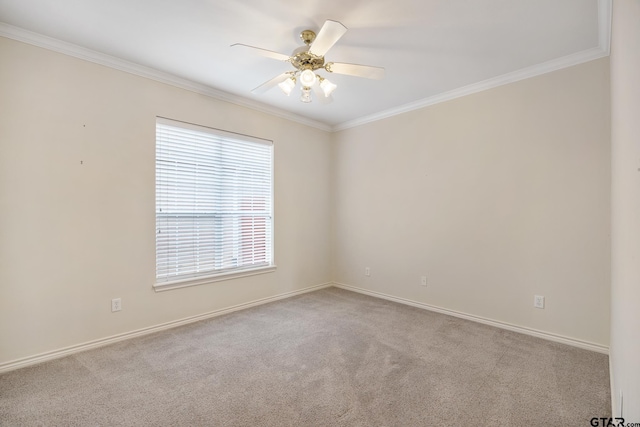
[153,117,276,292]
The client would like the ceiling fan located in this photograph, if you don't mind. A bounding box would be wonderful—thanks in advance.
[232,20,385,104]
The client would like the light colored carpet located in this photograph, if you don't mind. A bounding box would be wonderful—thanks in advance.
[0,288,610,426]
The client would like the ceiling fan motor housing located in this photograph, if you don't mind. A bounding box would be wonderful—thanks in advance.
[291,45,325,71]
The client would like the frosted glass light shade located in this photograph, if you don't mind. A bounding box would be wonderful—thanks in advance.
[300,87,312,103]
[320,78,337,97]
[299,69,317,87]
[278,77,296,95]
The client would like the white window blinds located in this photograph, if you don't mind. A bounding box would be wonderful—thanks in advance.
[155,118,273,285]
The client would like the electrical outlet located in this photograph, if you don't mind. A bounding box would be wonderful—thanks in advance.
[534,295,545,309]
[420,276,427,286]
[111,298,122,312]
[365,267,370,277]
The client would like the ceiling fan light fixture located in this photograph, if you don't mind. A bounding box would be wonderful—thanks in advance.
[299,69,317,87]
[300,87,312,103]
[319,77,337,97]
[278,76,296,95]
[234,19,384,104]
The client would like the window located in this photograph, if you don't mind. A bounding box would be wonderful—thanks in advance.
[155,117,274,290]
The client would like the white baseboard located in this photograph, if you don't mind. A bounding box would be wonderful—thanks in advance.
[332,282,609,355]
[1,281,607,373]
[0,282,332,374]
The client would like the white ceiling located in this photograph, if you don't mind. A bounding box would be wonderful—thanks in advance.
[0,0,609,130]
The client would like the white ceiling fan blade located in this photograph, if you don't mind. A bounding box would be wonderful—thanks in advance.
[231,44,291,62]
[308,20,348,57]
[251,73,291,94]
[325,62,385,80]
[311,84,334,104]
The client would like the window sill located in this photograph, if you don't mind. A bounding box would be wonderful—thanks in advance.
[153,265,277,292]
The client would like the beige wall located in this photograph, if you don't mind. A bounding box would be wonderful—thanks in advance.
[0,37,333,364]
[0,33,615,372]
[332,58,611,346]
[610,0,640,419]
